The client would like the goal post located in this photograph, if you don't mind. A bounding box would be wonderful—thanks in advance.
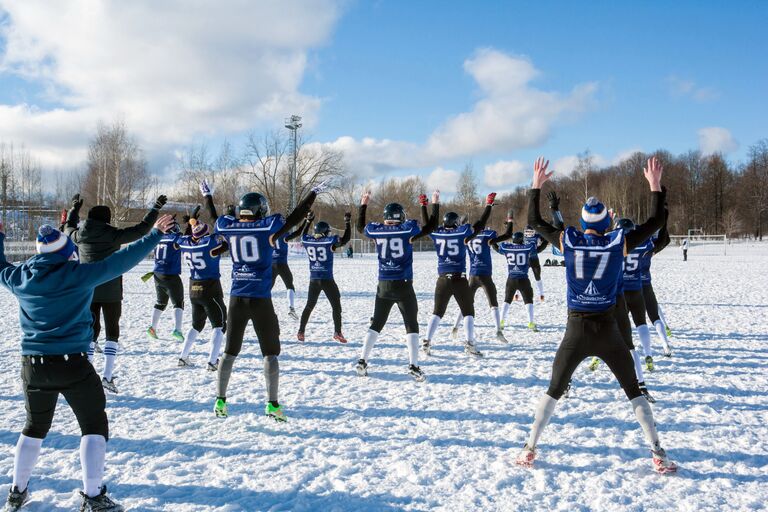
[669,234,727,256]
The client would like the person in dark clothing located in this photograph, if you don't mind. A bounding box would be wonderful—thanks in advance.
[65,194,168,393]
[0,214,174,512]
[515,156,677,474]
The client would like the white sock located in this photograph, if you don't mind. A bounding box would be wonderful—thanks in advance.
[151,308,163,329]
[527,394,558,448]
[535,280,544,297]
[631,396,661,450]
[209,328,224,365]
[463,315,475,343]
[425,315,441,342]
[12,435,42,491]
[87,342,95,363]
[491,307,501,331]
[405,333,419,366]
[180,328,199,359]
[654,320,671,353]
[526,303,535,324]
[630,349,645,383]
[80,435,106,498]
[637,325,652,357]
[361,329,378,361]
[102,341,118,380]
[173,308,184,332]
[657,305,668,326]
[287,289,295,309]
[453,312,463,331]
[501,302,511,324]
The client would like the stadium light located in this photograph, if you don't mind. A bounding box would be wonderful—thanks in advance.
[284,115,302,211]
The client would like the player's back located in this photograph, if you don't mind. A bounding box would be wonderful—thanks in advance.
[562,227,625,312]
[499,242,534,278]
[302,234,337,280]
[272,233,289,264]
[153,234,181,275]
[622,239,653,291]
[429,224,471,274]
[524,229,541,257]
[467,228,497,276]
[179,235,224,281]
[365,219,420,280]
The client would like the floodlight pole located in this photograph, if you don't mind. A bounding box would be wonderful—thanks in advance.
[284,115,302,211]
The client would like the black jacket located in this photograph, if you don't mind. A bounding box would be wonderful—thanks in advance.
[66,207,159,302]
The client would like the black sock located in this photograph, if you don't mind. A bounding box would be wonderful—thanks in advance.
[269,400,279,408]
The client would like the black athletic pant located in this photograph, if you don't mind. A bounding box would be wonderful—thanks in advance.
[624,289,648,327]
[432,273,475,318]
[270,263,295,291]
[546,309,642,401]
[614,293,635,350]
[468,274,499,308]
[504,277,534,304]
[299,279,342,333]
[154,273,184,310]
[642,283,661,324]
[90,301,121,342]
[21,353,108,439]
[370,280,419,334]
[683,249,687,261]
[224,296,281,357]
[530,256,542,281]
[189,279,227,332]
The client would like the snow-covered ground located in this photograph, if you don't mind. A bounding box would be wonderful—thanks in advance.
[0,242,766,511]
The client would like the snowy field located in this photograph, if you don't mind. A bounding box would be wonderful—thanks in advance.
[0,242,766,511]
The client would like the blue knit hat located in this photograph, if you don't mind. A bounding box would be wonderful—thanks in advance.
[36,225,78,260]
[580,197,611,232]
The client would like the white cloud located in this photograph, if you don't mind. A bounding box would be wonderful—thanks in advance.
[0,0,342,168]
[426,167,460,193]
[483,160,529,188]
[666,75,718,102]
[698,127,738,155]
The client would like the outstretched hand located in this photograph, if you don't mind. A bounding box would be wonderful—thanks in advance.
[312,180,331,194]
[532,157,553,189]
[418,194,428,206]
[344,212,352,222]
[153,195,168,210]
[360,191,371,206]
[486,192,497,206]
[643,156,663,192]
[432,190,440,204]
[546,190,560,210]
[154,214,176,233]
[306,210,315,221]
[71,193,84,211]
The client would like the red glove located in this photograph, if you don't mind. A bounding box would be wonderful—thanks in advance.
[486,192,497,205]
[418,194,428,206]
[60,209,67,225]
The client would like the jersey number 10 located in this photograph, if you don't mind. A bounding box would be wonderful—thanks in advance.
[229,236,261,263]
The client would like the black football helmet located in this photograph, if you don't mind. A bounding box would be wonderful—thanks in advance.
[314,221,330,237]
[238,192,269,220]
[383,203,405,222]
[512,231,525,244]
[443,211,460,228]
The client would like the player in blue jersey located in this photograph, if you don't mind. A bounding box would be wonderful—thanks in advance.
[208,182,322,420]
[146,222,185,342]
[421,193,496,357]
[450,209,514,343]
[523,226,549,301]
[515,156,677,474]
[296,211,352,343]
[495,231,542,332]
[176,219,229,371]
[355,190,439,381]
[642,222,674,340]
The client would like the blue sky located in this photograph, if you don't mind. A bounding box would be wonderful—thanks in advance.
[0,0,765,191]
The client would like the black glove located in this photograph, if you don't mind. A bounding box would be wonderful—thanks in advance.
[182,214,191,224]
[191,204,201,219]
[547,191,560,210]
[224,204,236,217]
[661,186,668,207]
[153,195,167,210]
[344,212,352,223]
[71,193,83,211]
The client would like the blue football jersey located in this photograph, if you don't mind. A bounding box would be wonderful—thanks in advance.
[524,230,542,259]
[364,220,421,280]
[467,229,497,276]
[153,234,182,275]
[640,239,656,284]
[429,224,471,274]
[498,242,535,278]
[178,234,225,281]
[272,233,289,264]
[302,234,338,280]
[622,239,653,291]
[215,214,285,298]
[562,227,625,312]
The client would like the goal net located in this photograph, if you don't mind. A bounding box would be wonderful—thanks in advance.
[668,234,727,256]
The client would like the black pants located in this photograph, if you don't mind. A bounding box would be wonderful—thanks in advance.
[614,293,635,350]
[90,302,121,342]
[530,257,542,281]
[546,310,641,400]
[642,283,661,324]
[468,274,499,308]
[683,249,687,261]
[224,296,281,357]
[189,279,227,332]
[154,273,184,310]
[21,354,108,439]
[432,273,475,318]
[370,280,419,334]
[299,279,342,333]
[624,289,647,327]
[504,277,534,304]
[270,263,295,291]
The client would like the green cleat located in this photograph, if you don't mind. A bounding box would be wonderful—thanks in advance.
[172,329,185,342]
[214,398,227,418]
[147,326,158,340]
[500,320,506,330]
[665,327,673,338]
[527,322,539,332]
[645,355,654,372]
[588,357,601,371]
[265,402,288,422]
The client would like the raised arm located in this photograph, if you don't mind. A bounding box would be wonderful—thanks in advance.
[412,190,439,241]
[113,195,166,244]
[0,227,17,284]
[547,190,565,230]
[653,208,671,254]
[527,157,563,249]
[334,212,352,249]
[64,194,84,242]
[466,193,496,242]
[357,191,371,236]
[536,238,549,253]
[211,235,230,257]
[490,209,515,249]
[200,180,219,221]
[271,181,328,243]
[625,158,665,253]
[285,211,312,241]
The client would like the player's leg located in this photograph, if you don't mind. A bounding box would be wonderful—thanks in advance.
[530,257,544,301]
[610,294,653,399]
[298,280,322,338]
[360,293,396,368]
[168,275,185,341]
[100,302,122,392]
[88,302,102,361]
[501,277,515,328]
[452,277,480,340]
[625,290,653,367]
[643,284,671,355]
[479,275,503,337]
[452,277,481,355]
[280,264,298,318]
[204,288,227,368]
[323,280,345,341]
[215,296,249,415]
[396,283,424,379]
[251,298,285,421]
[148,275,169,339]
[423,276,451,352]
[521,278,537,331]
[179,299,206,365]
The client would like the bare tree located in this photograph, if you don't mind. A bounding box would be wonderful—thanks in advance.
[455,162,479,215]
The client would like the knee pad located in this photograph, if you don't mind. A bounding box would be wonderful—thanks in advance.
[80,414,110,441]
[22,424,51,440]
[154,303,168,311]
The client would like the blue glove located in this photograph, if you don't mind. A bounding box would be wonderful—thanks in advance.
[200,180,212,197]
[312,180,331,194]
